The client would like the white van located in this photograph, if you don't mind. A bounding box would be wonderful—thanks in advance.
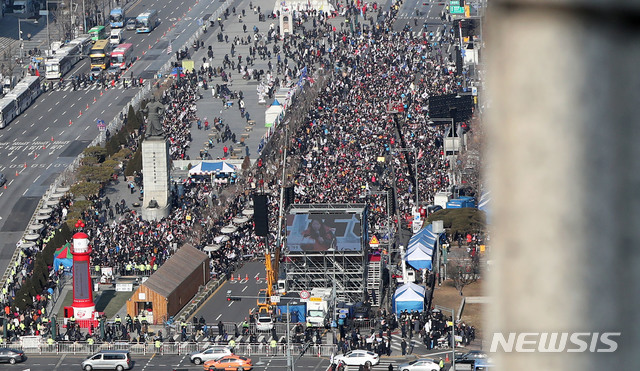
[81,350,132,370]
[109,29,123,45]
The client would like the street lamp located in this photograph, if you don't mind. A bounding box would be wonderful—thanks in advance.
[18,18,38,62]
[395,147,419,207]
[286,300,298,371]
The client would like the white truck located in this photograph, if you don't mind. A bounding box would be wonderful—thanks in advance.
[305,288,333,327]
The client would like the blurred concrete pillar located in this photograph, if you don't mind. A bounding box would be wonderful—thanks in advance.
[486,0,640,370]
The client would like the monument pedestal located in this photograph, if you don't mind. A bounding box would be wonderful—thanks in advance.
[141,137,171,220]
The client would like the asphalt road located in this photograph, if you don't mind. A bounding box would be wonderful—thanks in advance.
[8,352,456,371]
[192,261,265,323]
[0,0,233,276]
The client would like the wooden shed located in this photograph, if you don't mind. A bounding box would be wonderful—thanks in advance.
[126,244,209,324]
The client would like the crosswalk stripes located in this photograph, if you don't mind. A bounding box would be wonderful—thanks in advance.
[51,80,135,92]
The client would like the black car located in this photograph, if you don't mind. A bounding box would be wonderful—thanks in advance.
[0,173,6,187]
[0,348,26,364]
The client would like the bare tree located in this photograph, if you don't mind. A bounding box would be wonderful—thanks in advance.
[447,256,480,296]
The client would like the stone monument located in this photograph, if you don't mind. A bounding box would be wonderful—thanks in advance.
[141,97,171,220]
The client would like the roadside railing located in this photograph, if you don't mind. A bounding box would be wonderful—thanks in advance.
[6,340,336,357]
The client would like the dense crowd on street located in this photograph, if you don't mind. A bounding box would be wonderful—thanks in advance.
[0,0,476,349]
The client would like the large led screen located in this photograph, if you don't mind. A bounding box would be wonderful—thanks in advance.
[73,260,91,301]
[286,213,362,252]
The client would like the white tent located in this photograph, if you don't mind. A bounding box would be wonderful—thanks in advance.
[404,244,434,270]
[265,102,284,128]
[272,0,335,13]
[189,161,237,176]
[392,282,426,315]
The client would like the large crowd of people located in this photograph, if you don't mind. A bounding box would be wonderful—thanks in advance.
[0,0,478,350]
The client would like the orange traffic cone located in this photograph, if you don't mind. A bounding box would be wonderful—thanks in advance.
[94,97,97,103]
[231,275,235,282]
[3,184,6,189]
[100,91,103,96]
[86,103,89,110]
[79,110,82,116]
[245,274,249,281]
[24,162,27,168]
[15,171,19,176]
[51,136,54,142]
[69,120,73,125]
[34,153,38,159]
[445,353,450,362]
[42,144,46,150]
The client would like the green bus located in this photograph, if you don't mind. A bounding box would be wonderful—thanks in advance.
[88,26,107,43]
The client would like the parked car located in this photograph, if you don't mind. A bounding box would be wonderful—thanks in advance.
[0,348,25,364]
[190,345,232,365]
[333,349,380,368]
[255,313,274,331]
[203,355,252,371]
[0,173,6,187]
[397,358,440,371]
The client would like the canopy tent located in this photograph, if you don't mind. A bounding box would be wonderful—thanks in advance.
[189,161,237,176]
[272,0,335,12]
[265,103,284,128]
[405,224,440,270]
[405,244,434,270]
[220,225,238,234]
[392,282,426,315]
[214,235,230,243]
[53,242,73,272]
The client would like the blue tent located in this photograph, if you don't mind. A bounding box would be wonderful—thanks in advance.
[405,224,439,270]
[392,282,426,315]
[272,99,281,106]
[405,244,433,270]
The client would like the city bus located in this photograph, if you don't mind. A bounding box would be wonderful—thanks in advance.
[0,98,18,129]
[89,40,112,69]
[45,52,72,80]
[88,26,107,42]
[68,34,93,58]
[109,7,126,28]
[136,10,159,33]
[4,76,41,117]
[110,43,134,70]
[45,35,91,79]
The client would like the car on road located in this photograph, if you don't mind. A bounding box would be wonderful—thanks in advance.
[190,345,233,365]
[456,350,488,362]
[203,355,252,371]
[333,349,380,368]
[0,348,26,364]
[255,313,274,331]
[397,358,440,371]
[126,19,137,30]
[81,350,132,370]
[0,173,6,187]
[90,66,103,78]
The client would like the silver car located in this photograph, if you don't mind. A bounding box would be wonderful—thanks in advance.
[397,358,440,371]
[189,345,232,365]
[126,19,136,30]
[81,350,132,370]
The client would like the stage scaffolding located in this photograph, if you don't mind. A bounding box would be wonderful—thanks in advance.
[282,204,369,304]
